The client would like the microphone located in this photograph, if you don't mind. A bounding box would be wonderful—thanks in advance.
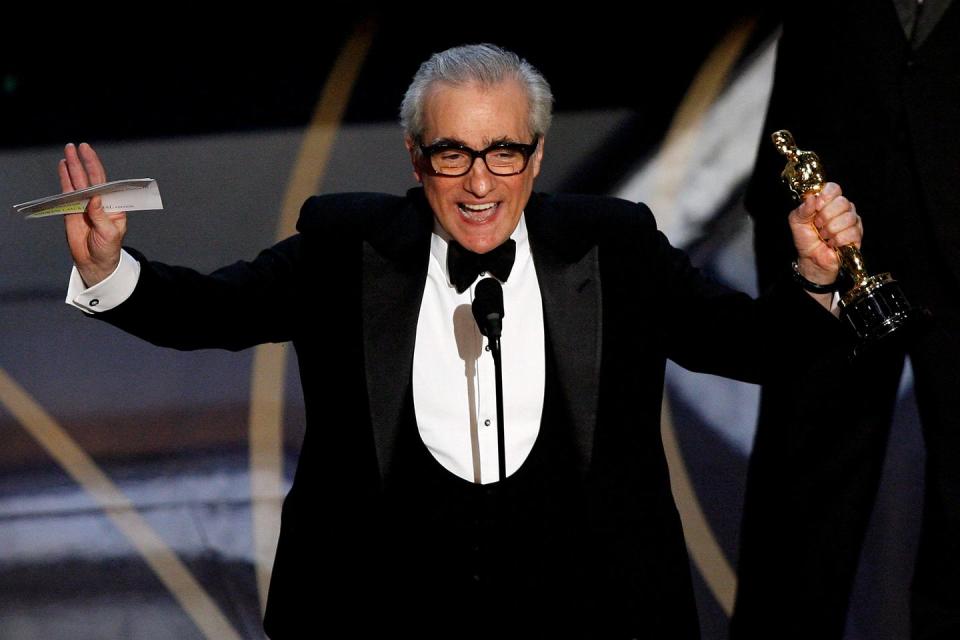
[472,277,507,482]
[472,278,504,341]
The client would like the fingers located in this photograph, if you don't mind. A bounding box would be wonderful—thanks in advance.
[815,187,850,223]
[813,183,862,248]
[818,206,861,246]
[79,142,108,184]
[58,158,74,193]
[787,181,863,272]
[63,143,89,190]
[62,142,107,192]
[61,142,122,241]
[814,181,843,209]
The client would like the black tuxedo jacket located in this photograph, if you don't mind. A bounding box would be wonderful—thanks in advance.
[99,188,843,637]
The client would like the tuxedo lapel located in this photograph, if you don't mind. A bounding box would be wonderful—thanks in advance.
[361,190,433,481]
[525,194,603,475]
[360,190,604,479]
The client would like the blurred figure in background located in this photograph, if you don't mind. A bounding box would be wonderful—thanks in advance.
[732,2,960,638]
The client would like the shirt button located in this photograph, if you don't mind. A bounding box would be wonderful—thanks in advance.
[89,299,100,307]
[484,419,491,426]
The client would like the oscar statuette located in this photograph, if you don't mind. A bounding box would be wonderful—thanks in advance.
[772,130,915,342]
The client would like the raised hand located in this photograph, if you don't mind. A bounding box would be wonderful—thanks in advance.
[60,142,127,286]
[788,181,862,305]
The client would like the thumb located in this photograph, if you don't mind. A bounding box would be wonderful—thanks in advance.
[84,195,111,231]
[790,194,818,225]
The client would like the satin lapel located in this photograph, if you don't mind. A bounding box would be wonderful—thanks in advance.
[525,199,602,475]
[361,193,432,481]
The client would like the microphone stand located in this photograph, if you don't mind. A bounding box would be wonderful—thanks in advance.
[489,335,506,483]
[472,278,506,482]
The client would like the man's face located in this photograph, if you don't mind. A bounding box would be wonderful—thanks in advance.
[406,80,544,254]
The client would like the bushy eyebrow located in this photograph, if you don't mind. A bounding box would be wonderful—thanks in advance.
[423,135,523,149]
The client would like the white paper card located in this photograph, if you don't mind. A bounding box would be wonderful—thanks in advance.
[13,179,163,219]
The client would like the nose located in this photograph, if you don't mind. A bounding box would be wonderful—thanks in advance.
[463,156,494,197]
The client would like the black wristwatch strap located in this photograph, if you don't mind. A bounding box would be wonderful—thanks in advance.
[791,260,840,293]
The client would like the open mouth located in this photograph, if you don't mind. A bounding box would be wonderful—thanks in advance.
[457,202,499,223]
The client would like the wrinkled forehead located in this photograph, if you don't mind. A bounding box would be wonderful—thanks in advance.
[419,79,533,146]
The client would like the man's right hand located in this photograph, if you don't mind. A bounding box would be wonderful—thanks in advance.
[61,142,127,287]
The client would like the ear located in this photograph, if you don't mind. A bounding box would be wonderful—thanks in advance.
[529,135,545,179]
[405,136,423,184]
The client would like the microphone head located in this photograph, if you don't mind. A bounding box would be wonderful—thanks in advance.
[472,278,504,338]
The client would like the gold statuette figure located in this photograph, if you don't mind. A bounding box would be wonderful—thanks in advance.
[772,129,915,342]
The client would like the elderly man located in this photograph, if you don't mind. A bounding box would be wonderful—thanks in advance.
[61,44,860,638]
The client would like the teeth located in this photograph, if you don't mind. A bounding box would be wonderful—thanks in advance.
[458,202,498,222]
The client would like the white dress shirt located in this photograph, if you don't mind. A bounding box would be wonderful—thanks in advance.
[413,215,545,484]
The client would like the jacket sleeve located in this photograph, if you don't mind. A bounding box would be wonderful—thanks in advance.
[91,233,307,352]
[603,200,852,384]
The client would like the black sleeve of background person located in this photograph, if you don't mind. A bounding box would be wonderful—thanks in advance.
[744,0,913,293]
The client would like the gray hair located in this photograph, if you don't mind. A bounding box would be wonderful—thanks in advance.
[399,43,553,142]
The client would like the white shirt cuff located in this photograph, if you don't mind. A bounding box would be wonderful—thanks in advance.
[66,249,141,313]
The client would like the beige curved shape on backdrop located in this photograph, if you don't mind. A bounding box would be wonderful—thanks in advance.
[655,19,757,616]
[0,369,243,639]
[248,20,378,613]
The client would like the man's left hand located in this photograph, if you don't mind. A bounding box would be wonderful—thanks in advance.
[788,181,862,308]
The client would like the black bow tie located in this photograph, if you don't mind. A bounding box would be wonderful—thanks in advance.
[446,239,516,294]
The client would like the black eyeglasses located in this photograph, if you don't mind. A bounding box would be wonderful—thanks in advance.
[418,136,540,177]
